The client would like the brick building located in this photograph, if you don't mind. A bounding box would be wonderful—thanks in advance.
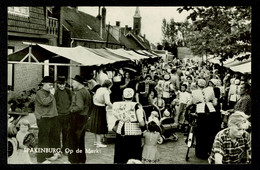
[8,7,59,94]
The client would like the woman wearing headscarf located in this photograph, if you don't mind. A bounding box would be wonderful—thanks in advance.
[190,78,218,159]
[113,88,145,163]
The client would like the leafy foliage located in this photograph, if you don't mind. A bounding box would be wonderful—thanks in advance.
[8,89,37,113]
[162,6,251,62]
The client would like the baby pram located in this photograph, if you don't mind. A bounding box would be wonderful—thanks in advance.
[156,109,178,144]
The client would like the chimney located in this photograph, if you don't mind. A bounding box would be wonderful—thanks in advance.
[96,7,102,38]
[116,21,120,27]
[97,6,101,19]
[124,25,128,35]
[102,7,106,29]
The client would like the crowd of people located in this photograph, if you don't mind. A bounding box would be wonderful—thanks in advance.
[8,56,252,164]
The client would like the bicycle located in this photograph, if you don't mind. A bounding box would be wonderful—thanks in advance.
[185,111,197,161]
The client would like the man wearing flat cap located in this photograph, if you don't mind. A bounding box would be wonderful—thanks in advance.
[34,76,59,163]
[67,75,92,164]
[54,76,73,156]
[113,88,145,163]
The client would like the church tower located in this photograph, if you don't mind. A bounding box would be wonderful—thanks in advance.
[133,7,141,35]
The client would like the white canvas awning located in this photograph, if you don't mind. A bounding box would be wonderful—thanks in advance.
[8,44,158,68]
[38,44,120,66]
[105,48,148,61]
[224,58,251,67]
[208,57,221,64]
[230,61,251,73]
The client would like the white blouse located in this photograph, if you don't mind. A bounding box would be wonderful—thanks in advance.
[191,87,217,113]
[93,87,111,106]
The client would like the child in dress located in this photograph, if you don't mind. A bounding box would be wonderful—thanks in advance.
[174,84,192,129]
[142,121,161,164]
[8,119,34,164]
[153,91,165,113]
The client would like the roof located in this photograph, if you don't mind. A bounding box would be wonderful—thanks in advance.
[61,7,120,44]
[117,27,151,50]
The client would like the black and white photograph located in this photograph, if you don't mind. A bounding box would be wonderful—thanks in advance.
[6,6,252,165]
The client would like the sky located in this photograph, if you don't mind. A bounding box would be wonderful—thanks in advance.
[78,6,190,45]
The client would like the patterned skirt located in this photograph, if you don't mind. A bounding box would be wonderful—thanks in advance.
[142,145,160,164]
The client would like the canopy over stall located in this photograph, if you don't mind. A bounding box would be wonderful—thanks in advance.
[137,50,160,58]
[105,48,149,61]
[208,56,221,65]
[8,44,158,89]
[124,50,151,61]
[38,44,121,66]
[8,44,149,66]
[206,52,251,74]
[224,58,251,68]
[86,48,130,62]
[230,61,251,74]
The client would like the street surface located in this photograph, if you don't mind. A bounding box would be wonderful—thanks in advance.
[29,131,208,164]
[13,113,208,164]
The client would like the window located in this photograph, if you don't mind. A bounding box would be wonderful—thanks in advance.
[8,7,29,17]
[8,46,14,55]
[8,47,15,88]
[8,64,14,88]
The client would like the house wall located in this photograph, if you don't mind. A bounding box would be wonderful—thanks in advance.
[70,60,80,80]
[8,6,58,52]
[8,6,59,96]
[13,64,43,96]
[8,7,46,35]
[8,38,50,52]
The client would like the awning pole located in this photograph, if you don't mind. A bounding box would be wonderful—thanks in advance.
[54,65,57,88]
[69,64,72,89]
[29,46,31,62]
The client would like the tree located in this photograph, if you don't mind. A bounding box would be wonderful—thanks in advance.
[162,18,178,45]
[177,6,251,61]
[161,18,188,57]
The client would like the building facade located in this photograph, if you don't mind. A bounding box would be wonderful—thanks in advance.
[8,6,59,94]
